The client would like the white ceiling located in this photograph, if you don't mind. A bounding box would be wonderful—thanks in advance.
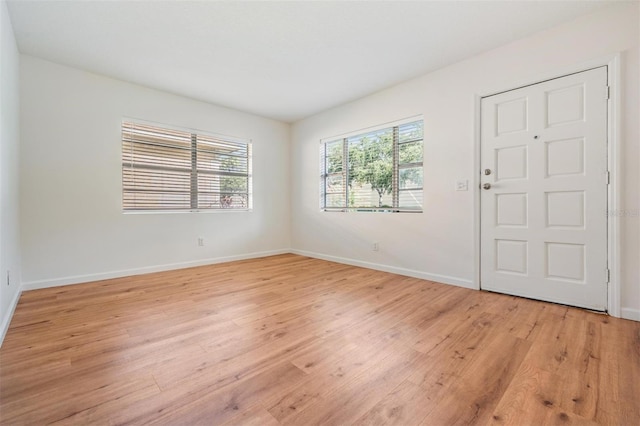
[7,0,618,123]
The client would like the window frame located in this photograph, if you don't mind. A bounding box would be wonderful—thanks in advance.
[320,116,424,213]
[122,119,252,213]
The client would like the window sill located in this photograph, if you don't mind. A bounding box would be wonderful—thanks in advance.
[322,208,422,213]
[122,209,253,215]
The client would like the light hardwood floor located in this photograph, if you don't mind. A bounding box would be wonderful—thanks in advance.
[1,254,638,425]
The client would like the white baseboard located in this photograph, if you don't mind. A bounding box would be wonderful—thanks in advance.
[0,287,22,347]
[621,307,640,322]
[21,248,290,292]
[291,249,476,290]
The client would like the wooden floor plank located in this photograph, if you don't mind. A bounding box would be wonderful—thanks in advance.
[0,254,638,425]
[266,333,413,423]
[221,404,281,426]
[351,379,436,426]
[280,347,423,426]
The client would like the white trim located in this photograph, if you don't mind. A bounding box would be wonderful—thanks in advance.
[122,208,254,215]
[473,53,622,317]
[621,308,640,322]
[475,54,620,98]
[121,116,251,145]
[21,249,289,291]
[472,93,483,291]
[606,54,622,318]
[320,114,423,144]
[0,287,22,347]
[291,249,475,289]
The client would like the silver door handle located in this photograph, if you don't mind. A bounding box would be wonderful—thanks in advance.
[483,183,491,190]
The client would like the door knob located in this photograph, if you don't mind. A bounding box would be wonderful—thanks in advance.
[483,183,491,190]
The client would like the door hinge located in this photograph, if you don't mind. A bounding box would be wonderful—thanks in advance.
[606,86,611,100]
[606,268,610,283]
[606,170,610,185]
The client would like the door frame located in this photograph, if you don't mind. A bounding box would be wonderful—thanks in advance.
[473,53,622,317]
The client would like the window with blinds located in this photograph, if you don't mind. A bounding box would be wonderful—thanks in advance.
[320,118,423,212]
[122,121,252,211]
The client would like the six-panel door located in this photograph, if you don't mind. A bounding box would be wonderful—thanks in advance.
[480,67,608,311]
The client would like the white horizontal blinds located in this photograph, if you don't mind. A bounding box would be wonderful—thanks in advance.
[122,121,251,211]
[122,122,193,210]
[319,142,326,209]
[321,139,346,209]
[392,125,400,209]
[195,134,251,209]
[397,121,423,211]
[320,118,423,212]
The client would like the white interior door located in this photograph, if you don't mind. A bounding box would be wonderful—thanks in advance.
[480,67,608,311]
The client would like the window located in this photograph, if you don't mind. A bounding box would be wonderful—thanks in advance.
[320,118,423,212]
[122,121,252,211]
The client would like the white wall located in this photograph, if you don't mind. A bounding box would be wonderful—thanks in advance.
[291,3,640,319]
[20,56,291,288]
[0,0,22,341]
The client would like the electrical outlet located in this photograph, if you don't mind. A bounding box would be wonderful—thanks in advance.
[198,237,204,247]
[372,242,379,252]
